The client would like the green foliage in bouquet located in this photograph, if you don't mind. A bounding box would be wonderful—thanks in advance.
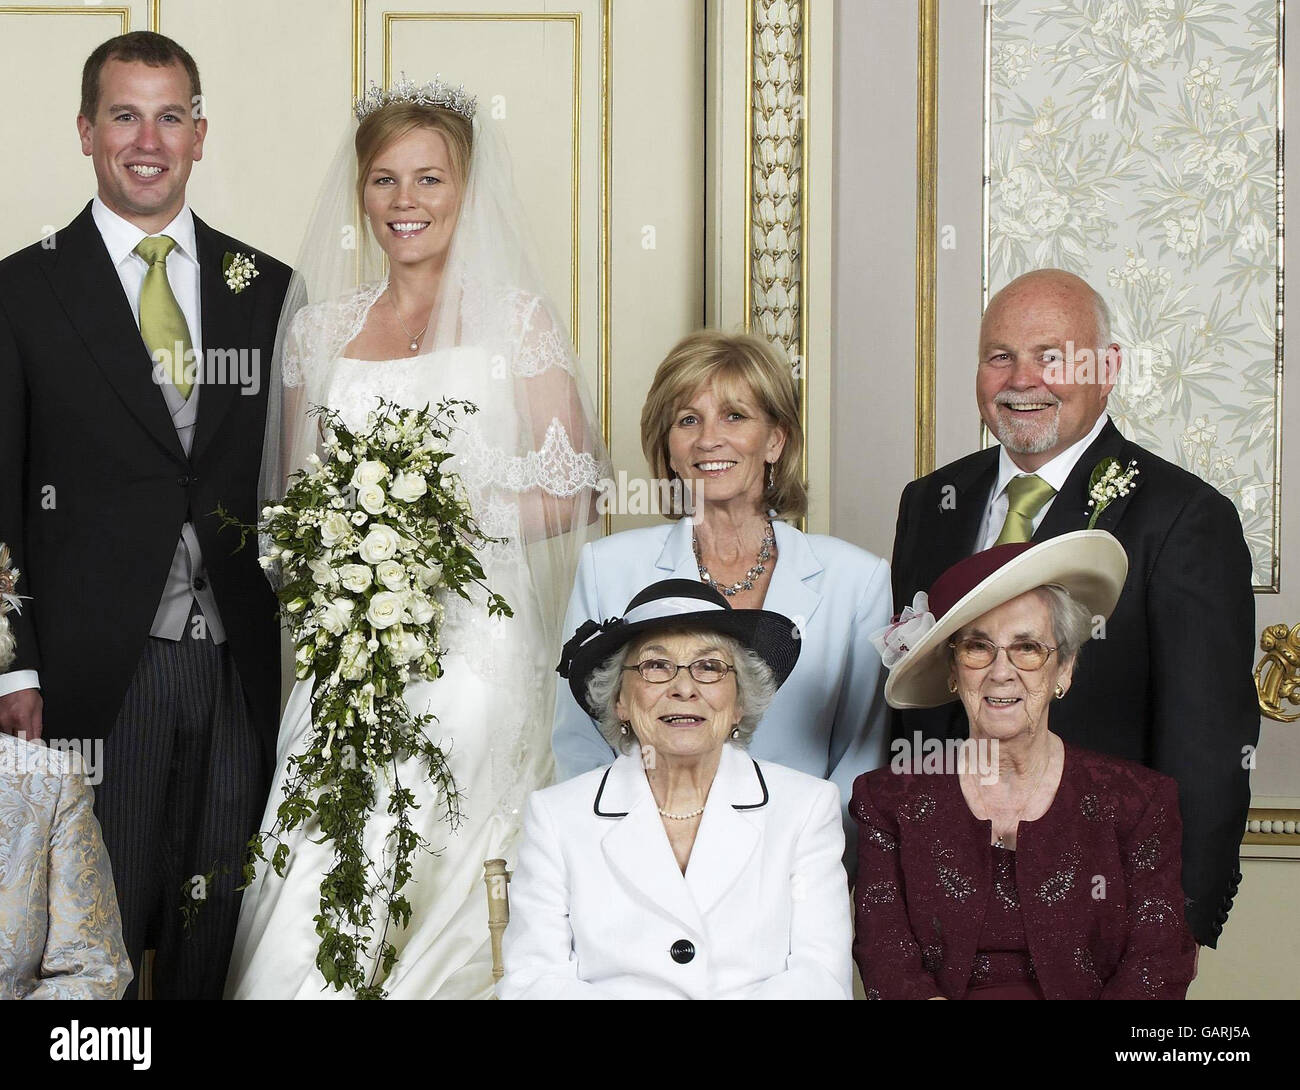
[223,398,511,999]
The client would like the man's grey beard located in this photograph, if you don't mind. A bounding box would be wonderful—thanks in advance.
[992,406,1060,455]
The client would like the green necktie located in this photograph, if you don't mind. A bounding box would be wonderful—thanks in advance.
[134,235,193,399]
[994,474,1057,545]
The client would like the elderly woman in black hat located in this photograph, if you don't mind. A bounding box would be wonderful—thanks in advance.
[853,531,1197,1000]
[498,579,852,999]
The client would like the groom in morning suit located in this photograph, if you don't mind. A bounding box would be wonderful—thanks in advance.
[0,32,290,997]
[890,269,1258,950]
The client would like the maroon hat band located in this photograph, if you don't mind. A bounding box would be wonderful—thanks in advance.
[927,541,1035,621]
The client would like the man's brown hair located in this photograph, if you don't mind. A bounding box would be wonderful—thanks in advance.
[80,31,202,119]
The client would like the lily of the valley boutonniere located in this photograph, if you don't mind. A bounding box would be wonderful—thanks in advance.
[223,251,259,294]
[1086,457,1140,529]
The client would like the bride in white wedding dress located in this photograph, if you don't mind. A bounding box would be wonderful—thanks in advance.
[224,79,605,999]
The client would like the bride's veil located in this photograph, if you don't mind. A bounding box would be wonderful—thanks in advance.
[258,92,610,814]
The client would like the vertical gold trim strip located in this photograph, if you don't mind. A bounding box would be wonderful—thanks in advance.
[352,0,365,100]
[914,0,938,479]
[743,0,754,331]
[1270,0,1285,592]
[601,0,611,455]
[978,0,993,452]
[601,0,612,533]
[149,0,159,32]
[573,12,582,361]
[799,0,810,499]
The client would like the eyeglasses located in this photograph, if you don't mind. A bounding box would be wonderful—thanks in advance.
[623,658,736,684]
[948,637,1057,671]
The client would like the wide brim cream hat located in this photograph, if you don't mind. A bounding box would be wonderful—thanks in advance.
[874,530,1129,710]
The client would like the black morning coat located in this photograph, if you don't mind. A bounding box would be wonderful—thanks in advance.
[0,201,292,756]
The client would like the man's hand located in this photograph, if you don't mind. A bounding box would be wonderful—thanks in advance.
[0,687,43,740]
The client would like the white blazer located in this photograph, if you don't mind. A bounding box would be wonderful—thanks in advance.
[498,744,853,1000]
[551,518,892,818]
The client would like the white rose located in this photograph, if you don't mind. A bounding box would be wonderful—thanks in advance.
[316,597,354,636]
[357,483,388,515]
[338,564,373,593]
[407,593,435,626]
[389,471,428,502]
[320,512,351,546]
[415,562,444,589]
[308,557,336,586]
[366,590,404,629]
[351,460,388,488]
[396,631,427,664]
[339,631,369,680]
[358,524,400,565]
[375,559,407,591]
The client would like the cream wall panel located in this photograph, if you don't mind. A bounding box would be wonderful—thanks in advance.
[801,1,833,533]
[830,0,918,558]
[933,0,985,472]
[0,3,142,256]
[1190,853,1300,999]
[707,0,747,329]
[157,0,354,268]
[606,0,705,533]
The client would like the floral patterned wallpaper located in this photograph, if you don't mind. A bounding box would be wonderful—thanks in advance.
[987,0,1281,586]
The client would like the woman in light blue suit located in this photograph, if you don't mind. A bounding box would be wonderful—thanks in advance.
[552,330,892,821]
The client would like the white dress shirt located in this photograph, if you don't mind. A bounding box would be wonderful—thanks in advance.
[976,413,1110,551]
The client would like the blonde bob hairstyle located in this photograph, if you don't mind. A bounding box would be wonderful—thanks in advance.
[640,329,807,520]
[354,102,474,215]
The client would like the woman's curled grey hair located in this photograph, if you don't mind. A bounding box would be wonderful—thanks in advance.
[1035,584,1094,664]
[585,629,777,754]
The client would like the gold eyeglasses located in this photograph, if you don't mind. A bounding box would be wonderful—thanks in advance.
[949,637,1057,671]
[623,658,735,684]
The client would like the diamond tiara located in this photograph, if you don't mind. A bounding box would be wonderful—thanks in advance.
[353,73,477,123]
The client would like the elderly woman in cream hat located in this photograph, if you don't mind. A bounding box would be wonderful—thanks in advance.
[500,578,852,1000]
[852,531,1196,1000]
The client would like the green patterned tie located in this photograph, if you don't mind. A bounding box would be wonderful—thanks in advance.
[994,474,1057,545]
[134,235,193,399]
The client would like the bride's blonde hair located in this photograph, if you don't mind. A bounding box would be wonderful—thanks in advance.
[354,103,473,211]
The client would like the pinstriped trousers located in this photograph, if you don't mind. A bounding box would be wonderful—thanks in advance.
[94,629,270,1000]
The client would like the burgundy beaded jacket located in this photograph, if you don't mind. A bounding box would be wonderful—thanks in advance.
[851,743,1197,999]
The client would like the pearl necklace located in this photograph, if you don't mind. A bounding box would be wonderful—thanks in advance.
[386,290,429,353]
[694,520,775,597]
[658,804,705,820]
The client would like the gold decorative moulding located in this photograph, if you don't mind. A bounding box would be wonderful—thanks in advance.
[1256,623,1300,723]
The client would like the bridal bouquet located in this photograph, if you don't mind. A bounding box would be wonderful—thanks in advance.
[241,398,510,998]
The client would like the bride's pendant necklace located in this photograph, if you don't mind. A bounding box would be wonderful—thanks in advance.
[386,290,429,353]
[694,520,775,597]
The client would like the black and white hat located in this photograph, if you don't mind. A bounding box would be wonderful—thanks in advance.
[556,579,803,718]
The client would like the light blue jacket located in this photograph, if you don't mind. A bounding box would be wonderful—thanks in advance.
[551,518,893,823]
